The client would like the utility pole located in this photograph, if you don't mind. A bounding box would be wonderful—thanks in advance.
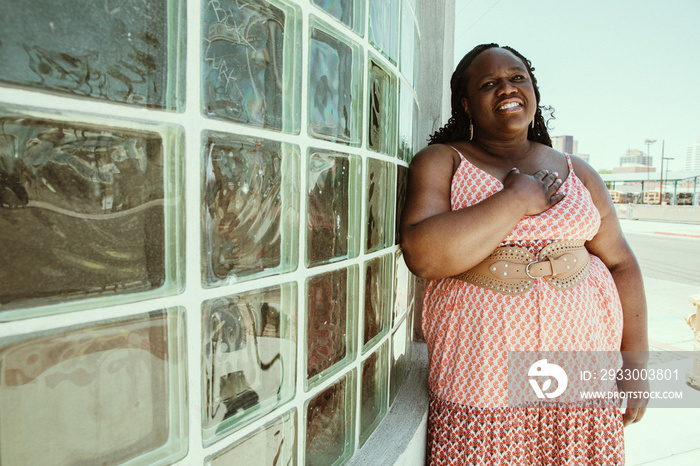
[659,141,665,204]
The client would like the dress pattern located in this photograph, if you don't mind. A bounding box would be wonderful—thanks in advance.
[423,149,625,465]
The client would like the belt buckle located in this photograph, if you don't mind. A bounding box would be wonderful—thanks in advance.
[525,260,539,279]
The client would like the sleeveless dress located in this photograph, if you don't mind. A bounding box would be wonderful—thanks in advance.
[423,149,625,465]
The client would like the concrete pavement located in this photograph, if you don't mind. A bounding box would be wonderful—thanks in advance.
[619,219,700,465]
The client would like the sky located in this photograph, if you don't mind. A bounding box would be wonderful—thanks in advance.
[453,0,700,172]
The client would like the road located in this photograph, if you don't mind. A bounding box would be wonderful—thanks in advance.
[625,232,700,286]
[620,224,700,465]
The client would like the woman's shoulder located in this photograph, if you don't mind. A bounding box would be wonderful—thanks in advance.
[410,143,462,173]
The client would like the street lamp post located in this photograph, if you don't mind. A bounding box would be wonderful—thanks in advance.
[643,139,656,204]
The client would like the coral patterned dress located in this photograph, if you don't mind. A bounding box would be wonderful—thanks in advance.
[423,149,625,465]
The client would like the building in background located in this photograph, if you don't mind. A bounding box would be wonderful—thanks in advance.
[552,135,590,163]
[552,135,574,154]
[685,139,700,171]
[614,148,655,174]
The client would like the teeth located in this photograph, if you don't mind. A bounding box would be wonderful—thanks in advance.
[499,102,520,110]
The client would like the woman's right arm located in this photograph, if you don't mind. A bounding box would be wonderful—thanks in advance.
[399,145,563,280]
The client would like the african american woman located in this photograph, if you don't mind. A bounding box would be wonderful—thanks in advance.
[400,43,649,465]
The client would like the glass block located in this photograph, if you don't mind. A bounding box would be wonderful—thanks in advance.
[308,18,363,146]
[202,131,299,286]
[305,371,355,466]
[311,0,365,36]
[0,0,185,110]
[202,283,297,444]
[202,0,302,133]
[360,342,388,445]
[368,0,400,64]
[363,254,392,351]
[367,57,397,156]
[366,158,394,253]
[307,149,360,267]
[399,1,417,86]
[395,165,408,245]
[306,267,358,387]
[0,308,187,465]
[0,108,183,318]
[390,317,408,404]
[398,82,418,163]
[206,409,297,466]
[393,249,415,325]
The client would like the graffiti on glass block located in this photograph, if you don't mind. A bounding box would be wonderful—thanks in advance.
[309,30,353,142]
[203,0,285,129]
[203,135,283,282]
[205,293,283,430]
[307,152,349,265]
[0,116,165,306]
[306,270,347,379]
[306,378,347,463]
[0,0,169,107]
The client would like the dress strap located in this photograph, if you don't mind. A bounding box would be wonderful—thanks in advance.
[447,145,465,159]
[564,152,574,172]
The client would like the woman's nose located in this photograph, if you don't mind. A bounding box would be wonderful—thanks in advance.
[496,80,517,95]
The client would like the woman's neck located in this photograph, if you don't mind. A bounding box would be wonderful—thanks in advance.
[472,134,534,162]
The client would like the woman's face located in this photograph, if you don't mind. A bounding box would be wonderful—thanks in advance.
[461,48,537,139]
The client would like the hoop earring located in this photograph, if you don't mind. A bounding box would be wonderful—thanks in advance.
[469,121,474,141]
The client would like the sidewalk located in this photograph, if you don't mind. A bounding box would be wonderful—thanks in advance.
[619,219,700,465]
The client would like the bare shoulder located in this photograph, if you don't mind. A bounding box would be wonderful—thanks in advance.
[569,154,605,189]
[410,143,461,173]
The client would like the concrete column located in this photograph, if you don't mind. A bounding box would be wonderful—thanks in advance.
[416,0,455,152]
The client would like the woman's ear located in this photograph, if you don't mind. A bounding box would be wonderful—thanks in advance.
[460,98,470,117]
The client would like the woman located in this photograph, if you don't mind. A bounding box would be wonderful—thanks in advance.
[400,44,648,465]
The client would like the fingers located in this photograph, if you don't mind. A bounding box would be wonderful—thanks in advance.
[534,169,549,180]
[622,406,646,427]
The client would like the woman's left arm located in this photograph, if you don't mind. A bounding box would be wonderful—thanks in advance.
[572,156,649,426]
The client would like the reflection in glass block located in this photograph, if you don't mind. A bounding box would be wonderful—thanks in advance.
[306,268,357,385]
[308,20,363,145]
[398,83,418,162]
[368,0,400,64]
[0,308,187,465]
[307,149,360,267]
[202,0,301,132]
[399,1,416,86]
[360,343,388,445]
[366,158,394,252]
[305,372,355,466]
[393,249,415,325]
[364,254,392,351]
[395,165,408,244]
[0,111,181,314]
[202,131,299,286]
[311,0,365,35]
[202,284,297,444]
[367,58,397,156]
[206,409,297,466]
[390,317,409,404]
[0,0,185,110]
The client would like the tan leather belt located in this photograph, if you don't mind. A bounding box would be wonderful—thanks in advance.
[452,240,591,296]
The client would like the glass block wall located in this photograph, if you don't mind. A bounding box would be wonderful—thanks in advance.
[0,0,428,464]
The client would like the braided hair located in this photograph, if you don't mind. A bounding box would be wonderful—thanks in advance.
[428,43,554,147]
